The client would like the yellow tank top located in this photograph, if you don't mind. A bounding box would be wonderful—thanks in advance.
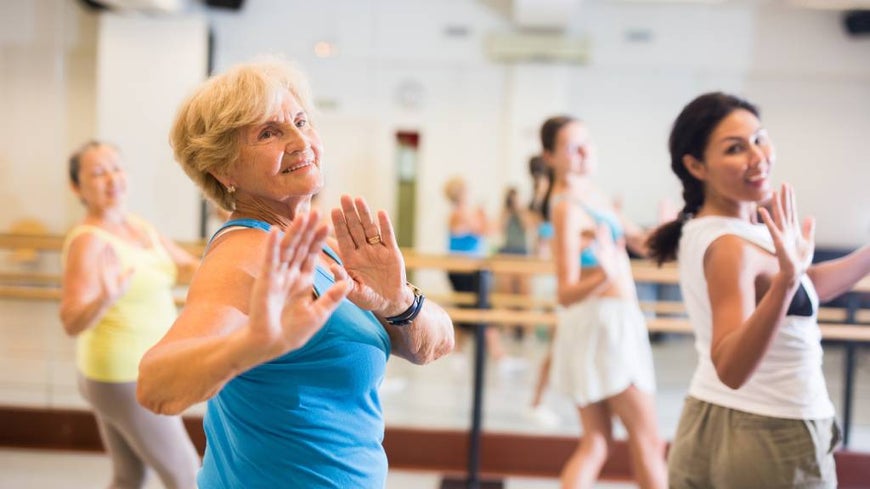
[62,216,178,382]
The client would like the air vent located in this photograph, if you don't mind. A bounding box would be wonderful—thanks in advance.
[485,32,590,64]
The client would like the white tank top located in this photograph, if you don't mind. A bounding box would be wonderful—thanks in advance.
[678,216,834,420]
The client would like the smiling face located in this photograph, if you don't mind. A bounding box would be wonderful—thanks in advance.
[685,108,775,211]
[72,144,127,213]
[224,90,324,209]
[546,121,597,179]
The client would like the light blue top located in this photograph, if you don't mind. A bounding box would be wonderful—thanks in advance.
[538,221,554,240]
[550,194,624,268]
[448,232,486,257]
[198,219,392,489]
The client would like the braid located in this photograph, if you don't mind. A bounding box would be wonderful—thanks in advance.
[647,91,759,265]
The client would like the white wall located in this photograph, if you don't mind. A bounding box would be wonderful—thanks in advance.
[206,0,870,251]
[0,0,868,256]
[0,0,84,233]
[95,14,208,240]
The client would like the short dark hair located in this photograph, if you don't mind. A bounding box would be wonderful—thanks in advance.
[68,140,111,186]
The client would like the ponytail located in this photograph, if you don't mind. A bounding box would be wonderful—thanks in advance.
[538,115,577,222]
[541,165,555,221]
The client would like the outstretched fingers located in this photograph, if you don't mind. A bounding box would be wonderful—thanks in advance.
[340,194,368,247]
[759,206,785,253]
[354,197,383,245]
[377,210,398,249]
[802,216,816,243]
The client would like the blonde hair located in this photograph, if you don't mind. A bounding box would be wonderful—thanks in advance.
[443,176,467,205]
[169,56,314,211]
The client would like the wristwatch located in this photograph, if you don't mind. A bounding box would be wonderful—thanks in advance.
[383,282,425,326]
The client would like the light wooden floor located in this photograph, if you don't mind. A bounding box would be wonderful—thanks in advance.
[1,296,869,487]
[0,448,639,488]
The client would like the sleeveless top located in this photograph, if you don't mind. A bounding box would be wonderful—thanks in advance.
[61,215,178,382]
[198,218,392,489]
[678,216,834,420]
[550,194,624,268]
[501,212,528,253]
[448,233,486,257]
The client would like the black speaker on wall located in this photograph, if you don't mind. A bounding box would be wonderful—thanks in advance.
[844,10,870,36]
[205,0,245,10]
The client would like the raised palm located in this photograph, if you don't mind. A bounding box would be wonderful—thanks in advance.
[331,195,408,315]
[247,212,350,358]
[99,245,133,304]
[759,183,815,280]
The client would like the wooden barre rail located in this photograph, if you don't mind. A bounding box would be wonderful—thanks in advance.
[3,232,869,292]
[3,271,868,324]
[3,284,869,342]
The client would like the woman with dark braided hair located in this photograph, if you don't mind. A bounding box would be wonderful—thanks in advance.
[540,116,666,489]
[648,92,870,488]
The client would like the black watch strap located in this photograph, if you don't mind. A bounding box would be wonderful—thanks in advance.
[384,283,425,326]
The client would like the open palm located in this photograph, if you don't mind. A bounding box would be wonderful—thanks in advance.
[330,195,408,315]
[759,183,815,280]
[99,245,133,304]
[247,212,351,359]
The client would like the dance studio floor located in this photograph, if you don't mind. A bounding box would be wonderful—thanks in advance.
[1,296,868,487]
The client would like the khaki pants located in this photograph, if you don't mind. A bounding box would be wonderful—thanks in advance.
[668,397,839,489]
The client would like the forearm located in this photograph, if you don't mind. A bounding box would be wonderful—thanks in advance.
[385,302,455,365]
[137,327,266,415]
[808,244,870,302]
[59,295,112,337]
[557,269,610,306]
[712,274,798,389]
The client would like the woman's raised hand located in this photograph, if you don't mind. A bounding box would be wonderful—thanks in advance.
[330,195,411,317]
[247,211,351,358]
[758,183,815,282]
[99,245,134,305]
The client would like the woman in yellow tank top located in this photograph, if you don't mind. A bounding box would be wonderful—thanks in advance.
[60,141,201,489]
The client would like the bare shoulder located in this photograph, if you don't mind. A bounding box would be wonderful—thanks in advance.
[703,234,772,288]
[185,228,269,313]
[65,228,108,258]
[704,234,750,269]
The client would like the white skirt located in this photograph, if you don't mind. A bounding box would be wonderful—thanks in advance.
[550,297,656,407]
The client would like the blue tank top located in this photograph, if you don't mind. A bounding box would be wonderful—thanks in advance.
[551,195,624,268]
[198,219,391,489]
[448,232,486,257]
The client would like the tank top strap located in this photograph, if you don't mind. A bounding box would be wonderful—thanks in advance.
[206,217,343,266]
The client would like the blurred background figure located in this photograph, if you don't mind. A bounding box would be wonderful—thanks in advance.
[59,141,200,489]
[496,185,535,340]
[539,115,666,489]
[444,176,526,375]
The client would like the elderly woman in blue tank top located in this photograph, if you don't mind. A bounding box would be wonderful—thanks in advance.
[539,116,667,489]
[136,57,455,489]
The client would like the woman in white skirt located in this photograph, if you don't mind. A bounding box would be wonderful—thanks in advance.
[539,116,666,489]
